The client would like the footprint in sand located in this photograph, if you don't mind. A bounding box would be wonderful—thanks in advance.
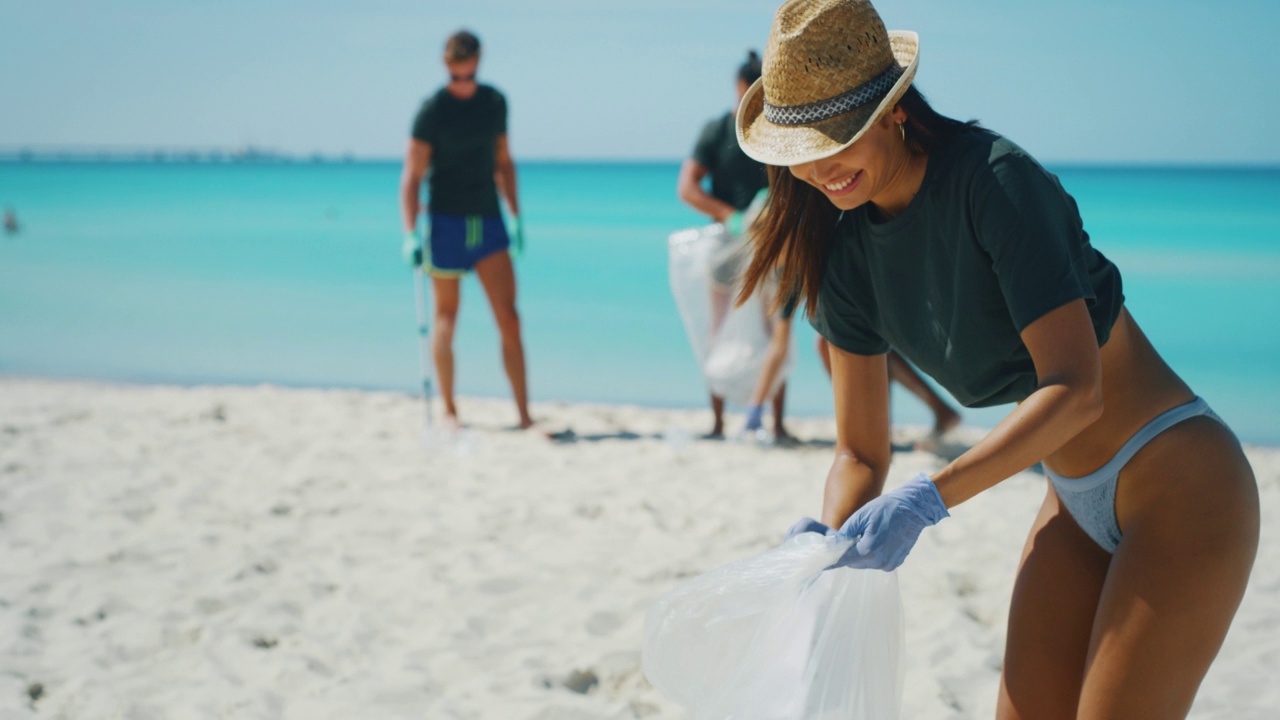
[72,608,108,626]
[195,598,227,615]
[252,635,278,649]
[961,604,993,627]
[948,572,979,598]
[560,668,599,694]
[527,706,602,720]
[465,616,490,638]
[479,577,521,595]
[585,612,622,637]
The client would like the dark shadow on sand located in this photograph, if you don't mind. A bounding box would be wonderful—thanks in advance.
[546,429,661,444]
[475,422,1008,471]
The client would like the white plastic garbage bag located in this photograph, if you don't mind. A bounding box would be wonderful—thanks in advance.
[667,223,792,406]
[642,533,904,720]
[668,222,736,373]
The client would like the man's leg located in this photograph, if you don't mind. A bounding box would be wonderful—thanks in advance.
[706,283,733,438]
[430,275,462,429]
[771,382,791,440]
[474,250,533,428]
[707,394,726,439]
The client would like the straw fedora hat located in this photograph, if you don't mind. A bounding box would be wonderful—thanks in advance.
[736,0,919,166]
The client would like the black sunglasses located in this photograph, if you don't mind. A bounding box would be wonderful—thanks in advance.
[449,72,476,83]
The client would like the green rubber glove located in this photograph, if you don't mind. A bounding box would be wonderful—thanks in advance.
[402,231,423,269]
[724,211,745,236]
[508,215,524,258]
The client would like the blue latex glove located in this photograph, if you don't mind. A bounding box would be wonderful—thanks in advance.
[831,472,949,571]
[743,404,765,431]
[784,516,833,542]
[402,231,423,269]
[508,215,524,257]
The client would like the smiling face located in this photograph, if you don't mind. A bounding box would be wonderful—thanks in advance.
[788,106,917,215]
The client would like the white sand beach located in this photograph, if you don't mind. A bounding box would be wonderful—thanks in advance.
[1,378,1276,719]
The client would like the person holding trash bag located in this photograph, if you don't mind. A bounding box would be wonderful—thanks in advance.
[400,29,533,431]
[677,50,791,440]
[739,1,1258,718]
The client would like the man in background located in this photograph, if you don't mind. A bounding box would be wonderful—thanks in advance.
[400,30,532,431]
[676,51,781,439]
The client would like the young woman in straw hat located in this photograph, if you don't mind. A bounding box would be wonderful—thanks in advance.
[742,1,1258,717]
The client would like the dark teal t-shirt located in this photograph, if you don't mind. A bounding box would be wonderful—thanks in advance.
[692,112,769,211]
[411,85,507,216]
[810,129,1124,408]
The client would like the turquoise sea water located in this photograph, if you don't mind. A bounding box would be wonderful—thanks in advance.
[2,162,1278,444]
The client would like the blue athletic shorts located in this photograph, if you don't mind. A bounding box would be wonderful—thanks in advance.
[428,213,510,277]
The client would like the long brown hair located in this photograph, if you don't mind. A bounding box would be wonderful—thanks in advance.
[737,86,977,317]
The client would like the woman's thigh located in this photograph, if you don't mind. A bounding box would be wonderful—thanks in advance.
[1080,416,1258,719]
[997,483,1112,720]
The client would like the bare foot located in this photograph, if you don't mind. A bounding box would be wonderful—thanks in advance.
[772,426,802,447]
[515,421,570,442]
[701,428,725,441]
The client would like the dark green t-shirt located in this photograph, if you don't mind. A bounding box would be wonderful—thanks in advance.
[692,112,769,211]
[810,129,1124,408]
[411,85,507,216]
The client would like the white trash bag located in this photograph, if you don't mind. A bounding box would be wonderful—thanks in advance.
[668,222,736,374]
[642,533,904,720]
[667,221,791,407]
[702,286,787,405]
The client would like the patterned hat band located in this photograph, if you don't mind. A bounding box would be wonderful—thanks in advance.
[763,62,904,126]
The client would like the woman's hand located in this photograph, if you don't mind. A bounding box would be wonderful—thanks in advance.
[830,473,949,571]
[402,231,423,268]
[783,516,833,542]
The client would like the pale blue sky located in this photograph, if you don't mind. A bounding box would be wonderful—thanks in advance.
[3,0,1277,163]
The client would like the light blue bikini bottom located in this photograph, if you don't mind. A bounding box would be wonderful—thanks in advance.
[1045,397,1223,554]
